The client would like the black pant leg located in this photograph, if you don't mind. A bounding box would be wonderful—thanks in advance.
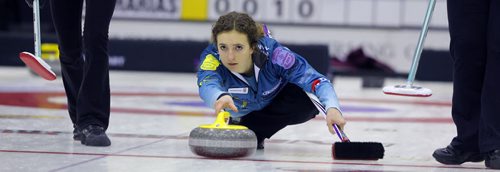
[50,0,115,130]
[49,0,84,125]
[237,84,318,139]
[479,0,500,153]
[76,0,116,130]
[447,0,489,152]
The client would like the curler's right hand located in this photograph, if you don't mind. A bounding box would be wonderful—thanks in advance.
[214,94,238,115]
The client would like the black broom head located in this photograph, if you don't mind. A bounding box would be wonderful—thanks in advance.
[332,142,384,160]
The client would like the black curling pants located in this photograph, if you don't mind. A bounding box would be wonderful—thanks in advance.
[447,0,500,153]
[232,84,319,141]
[50,0,116,130]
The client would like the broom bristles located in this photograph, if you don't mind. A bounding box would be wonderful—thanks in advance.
[332,142,384,160]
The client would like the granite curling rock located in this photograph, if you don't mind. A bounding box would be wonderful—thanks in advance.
[189,111,257,158]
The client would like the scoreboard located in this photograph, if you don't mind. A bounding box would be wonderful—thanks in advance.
[114,0,337,23]
[112,0,448,29]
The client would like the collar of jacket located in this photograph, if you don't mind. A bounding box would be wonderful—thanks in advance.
[252,50,268,68]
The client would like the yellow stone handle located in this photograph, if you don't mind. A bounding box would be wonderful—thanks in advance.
[199,111,248,130]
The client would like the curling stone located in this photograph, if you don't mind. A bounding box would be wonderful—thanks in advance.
[189,111,257,158]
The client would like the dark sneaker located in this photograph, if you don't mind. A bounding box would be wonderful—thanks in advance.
[73,127,83,141]
[485,150,500,169]
[433,145,484,165]
[257,137,265,150]
[80,125,111,147]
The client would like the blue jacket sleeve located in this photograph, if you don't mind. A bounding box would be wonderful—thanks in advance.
[266,38,341,112]
[197,45,227,109]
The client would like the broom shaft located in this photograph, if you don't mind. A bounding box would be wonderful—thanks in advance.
[333,123,349,142]
[406,0,436,85]
[33,0,42,58]
[306,92,350,142]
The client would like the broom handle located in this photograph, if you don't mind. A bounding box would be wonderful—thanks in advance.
[306,92,350,142]
[406,0,436,86]
[33,0,42,58]
[262,24,272,38]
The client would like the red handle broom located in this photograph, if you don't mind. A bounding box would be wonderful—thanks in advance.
[19,0,56,81]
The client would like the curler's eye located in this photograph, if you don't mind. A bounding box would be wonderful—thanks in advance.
[219,45,226,51]
[235,45,243,51]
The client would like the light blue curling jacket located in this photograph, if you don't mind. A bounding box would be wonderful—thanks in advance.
[197,36,340,117]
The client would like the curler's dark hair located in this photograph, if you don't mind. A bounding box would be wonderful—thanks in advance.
[211,11,264,49]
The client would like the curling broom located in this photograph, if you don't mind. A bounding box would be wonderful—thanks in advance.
[307,92,384,160]
[382,0,436,97]
[19,0,56,81]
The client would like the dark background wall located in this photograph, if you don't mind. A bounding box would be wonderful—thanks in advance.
[0,33,331,75]
[0,0,452,82]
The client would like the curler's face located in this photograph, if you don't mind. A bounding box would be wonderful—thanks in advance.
[217,30,254,75]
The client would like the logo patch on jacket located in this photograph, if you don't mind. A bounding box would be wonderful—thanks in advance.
[272,47,295,69]
[262,78,282,96]
[200,54,220,71]
[228,87,248,94]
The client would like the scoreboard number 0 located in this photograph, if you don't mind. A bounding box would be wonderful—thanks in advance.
[212,0,315,19]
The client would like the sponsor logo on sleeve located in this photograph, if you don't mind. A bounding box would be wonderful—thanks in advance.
[200,54,220,71]
[272,47,295,69]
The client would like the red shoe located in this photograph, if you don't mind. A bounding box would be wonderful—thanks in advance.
[19,52,56,81]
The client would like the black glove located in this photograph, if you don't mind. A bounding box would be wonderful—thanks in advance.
[25,0,46,8]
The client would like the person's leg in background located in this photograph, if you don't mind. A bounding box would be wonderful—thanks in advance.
[74,0,115,140]
[481,0,500,169]
[74,0,116,146]
[433,0,488,165]
[50,0,116,146]
[49,0,84,140]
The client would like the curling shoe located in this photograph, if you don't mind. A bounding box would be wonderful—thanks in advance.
[257,137,265,150]
[73,126,83,141]
[486,150,500,169]
[433,145,484,165]
[80,125,111,147]
[73,128,83,141]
